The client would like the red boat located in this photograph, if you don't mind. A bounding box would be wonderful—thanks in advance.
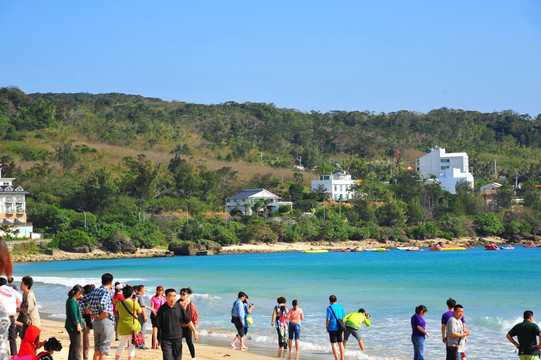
[524,242,537,248]
[484,244,500,250]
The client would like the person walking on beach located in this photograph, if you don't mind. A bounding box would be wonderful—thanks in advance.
[65,285,84,360]
[153,288,198,360]
[230,291,248,351]
[178,287,198,360]
[0,276,22,356]
[326,295,345,360]
[134,285,149,350]
[343,308,371,352]
[151,286,166,349]
[441,298,465,344]
[230,295,253,350]
[506,310,541,359]
[81,284,95,360]
[17,275,41,339]
[81,273,114,360]
[445,305,471,360]
[115,285,142,360]
[271,296,289,350]
[286,299,304,354]
[411,305,429,360]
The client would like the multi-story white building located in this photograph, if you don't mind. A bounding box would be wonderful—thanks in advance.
[416,146,473,194]
[0,172,33,237]
[311,171,357,201]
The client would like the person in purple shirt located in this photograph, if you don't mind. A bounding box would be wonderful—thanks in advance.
[441,298,465,344]
[411,305,429,360]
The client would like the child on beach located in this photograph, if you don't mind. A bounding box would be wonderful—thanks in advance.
[286,300,304,353]
[35,337,62,360]
[18,324,43,358]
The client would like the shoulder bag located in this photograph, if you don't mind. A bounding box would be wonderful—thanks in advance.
[329,305,346,332]
[121,300,144,346]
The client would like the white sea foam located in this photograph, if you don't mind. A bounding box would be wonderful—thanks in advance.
[13,276,144,288]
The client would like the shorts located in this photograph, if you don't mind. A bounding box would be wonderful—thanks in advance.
[93,318,114,355]
[344,326,362,341]
[233,316,245,337]
[288,323,301,340]
[328,330,343,343]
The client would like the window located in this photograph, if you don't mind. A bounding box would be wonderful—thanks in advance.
[441,166,449,170]
[441,159,450,163]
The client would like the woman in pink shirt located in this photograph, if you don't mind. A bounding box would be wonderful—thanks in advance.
[286,299,304,353]
[150,286,166,348]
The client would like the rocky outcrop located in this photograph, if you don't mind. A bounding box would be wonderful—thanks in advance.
[102,232,137,254]
[168,240,222,256]
[58,243,94,253]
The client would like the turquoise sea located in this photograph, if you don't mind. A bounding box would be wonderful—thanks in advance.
[13,246,541,359]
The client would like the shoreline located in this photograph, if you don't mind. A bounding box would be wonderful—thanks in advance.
[36,317,280,360]
[11,236,516,263]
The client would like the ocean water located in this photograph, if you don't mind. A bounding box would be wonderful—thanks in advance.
[12,246,541,359]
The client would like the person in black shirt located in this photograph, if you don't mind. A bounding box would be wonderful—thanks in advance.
[153,288,198,360]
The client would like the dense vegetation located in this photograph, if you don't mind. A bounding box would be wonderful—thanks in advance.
[0,87,540,250]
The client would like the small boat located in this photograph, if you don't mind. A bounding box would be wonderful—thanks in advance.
[351,247,363,252]
[484,244,500,250]
[524,242,537,248]
[303,249,328,254]
[501,245,514,250]
[375,248,389,252]
[430,244,466,251]
[537,244,541,247]
[397,246,422,251]
[465,245,474,249]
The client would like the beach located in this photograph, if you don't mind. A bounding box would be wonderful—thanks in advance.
[9,237,512,263]
[33,317,278,360]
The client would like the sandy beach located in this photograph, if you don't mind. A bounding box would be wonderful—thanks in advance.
[10,237,512,263]
[29,318,278,360]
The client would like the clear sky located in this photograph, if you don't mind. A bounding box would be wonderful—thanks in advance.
[1,1,540,116]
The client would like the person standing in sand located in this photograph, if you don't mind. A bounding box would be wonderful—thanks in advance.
[326,295,345,360]
[445,305,471,360]
[134,285,149,350]
[286,299,304,354]
[230,291,248,351]
[115,285,142,360]
[0,276,22,356]
[153,288,198,360]
[18,275,41,339]
[151,286,166,349]
[81,273,114,360]
[81,284,95,360]
[411,305,429,360]
[65,284,84,360]
[506,310,541,360]
[178,287,198,360]
[271,296,289,350]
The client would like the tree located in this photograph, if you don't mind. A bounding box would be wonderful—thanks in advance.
[474,213,504,236]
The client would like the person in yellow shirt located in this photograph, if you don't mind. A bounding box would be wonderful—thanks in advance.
[343,308,371,351]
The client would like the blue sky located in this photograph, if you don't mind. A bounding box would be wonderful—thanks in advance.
[1,1,540,116]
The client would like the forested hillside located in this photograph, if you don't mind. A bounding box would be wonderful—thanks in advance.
[1,87,540,251]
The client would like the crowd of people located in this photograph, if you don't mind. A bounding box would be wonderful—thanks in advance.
[0,274,539,360]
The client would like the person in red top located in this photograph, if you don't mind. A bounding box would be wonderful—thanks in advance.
[178,287,198,360]
[286,300,304,354]
[112,283,125,341]
[18,324,43,358]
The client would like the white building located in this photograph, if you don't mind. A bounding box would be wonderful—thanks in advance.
[311,172,357,201]
[225,189,292,215]
[0,172,34,238]
[416,146,474,194]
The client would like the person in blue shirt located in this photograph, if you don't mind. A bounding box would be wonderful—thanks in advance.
[326,295,345,360]
[230,291,248,351]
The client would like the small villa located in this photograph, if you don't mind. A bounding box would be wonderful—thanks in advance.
[225,189,293,215]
